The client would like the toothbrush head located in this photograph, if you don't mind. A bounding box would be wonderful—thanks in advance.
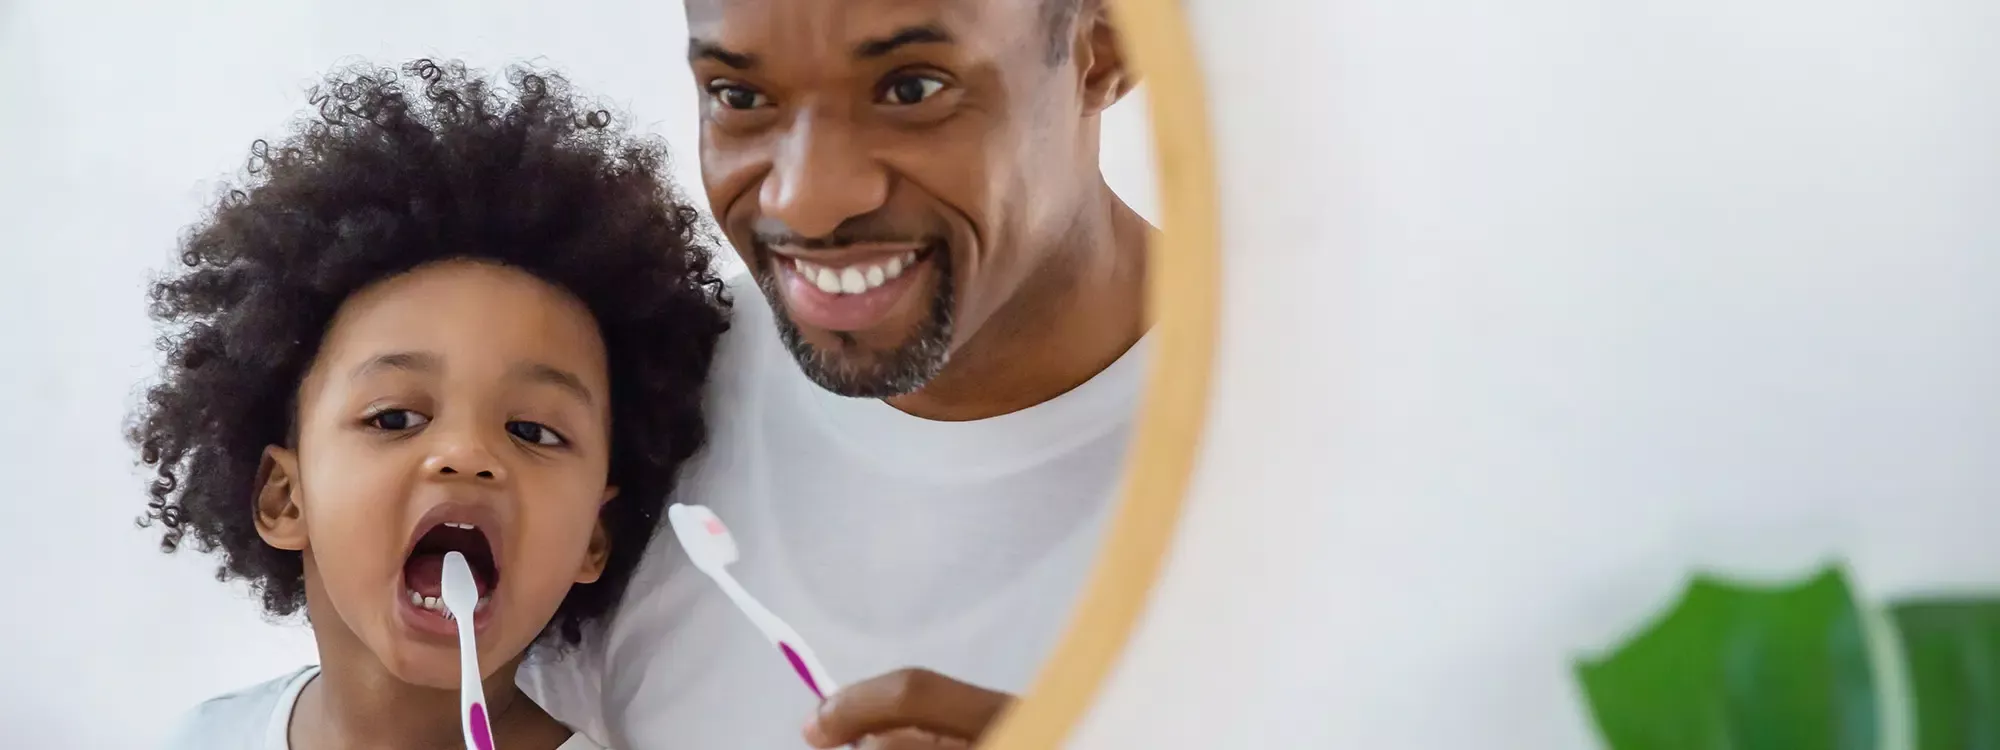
[668,503,739,573]
[440,550,481,622]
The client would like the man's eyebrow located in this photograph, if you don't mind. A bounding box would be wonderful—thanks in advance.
[688,38,756,69]
[855,24,954,59]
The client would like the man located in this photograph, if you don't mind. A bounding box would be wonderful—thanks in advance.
[521,0,1151,746]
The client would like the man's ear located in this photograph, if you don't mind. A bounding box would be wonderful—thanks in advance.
[254,446,308,551]
[575,487,619,585]
[1077,1,1138,115]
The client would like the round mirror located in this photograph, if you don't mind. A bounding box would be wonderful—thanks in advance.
[0,0,1207,747]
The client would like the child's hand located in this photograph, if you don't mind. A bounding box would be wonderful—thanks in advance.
[802,668,1011,749]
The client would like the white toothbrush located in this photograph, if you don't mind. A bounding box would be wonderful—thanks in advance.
[441,551,497,750]
[668,503,841,699]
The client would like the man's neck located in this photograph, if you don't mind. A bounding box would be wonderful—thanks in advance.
[886,184,1152,422]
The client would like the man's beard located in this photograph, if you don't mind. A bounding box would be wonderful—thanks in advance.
[759,250,956,399]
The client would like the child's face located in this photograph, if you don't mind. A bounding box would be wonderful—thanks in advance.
[259,259,617,687]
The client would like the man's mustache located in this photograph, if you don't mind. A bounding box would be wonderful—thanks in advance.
[754,232,934,249]
[750,217,939,250]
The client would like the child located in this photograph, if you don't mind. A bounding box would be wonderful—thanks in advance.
[134,59,728,749]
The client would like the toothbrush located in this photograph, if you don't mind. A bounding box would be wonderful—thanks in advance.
[668,503,840,700]
[441,551,496,750]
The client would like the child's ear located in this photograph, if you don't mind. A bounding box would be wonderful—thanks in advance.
[574,487,619,585]
[253,446,308,551]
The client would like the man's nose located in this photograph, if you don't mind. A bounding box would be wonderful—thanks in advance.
[760,113,889,239]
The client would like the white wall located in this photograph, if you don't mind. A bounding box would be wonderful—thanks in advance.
[0,3,1153,746]
[1076,0,2000,748]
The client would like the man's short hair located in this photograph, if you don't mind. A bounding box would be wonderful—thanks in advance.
[1042,0,1085,65]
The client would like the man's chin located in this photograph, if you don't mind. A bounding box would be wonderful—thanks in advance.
[781,329,943,399]
[757,260,957,399]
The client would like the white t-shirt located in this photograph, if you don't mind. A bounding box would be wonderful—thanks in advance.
[519,274,1145,749]
[164,665,604,750]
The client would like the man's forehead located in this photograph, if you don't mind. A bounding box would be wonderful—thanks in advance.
[684,0,1037,58]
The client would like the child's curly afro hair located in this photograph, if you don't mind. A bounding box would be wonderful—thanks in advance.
[129,58,730,646]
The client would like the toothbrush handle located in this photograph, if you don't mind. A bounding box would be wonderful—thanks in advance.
[713,573,842,696]
[458,626,495,750]
[465,700,495,750]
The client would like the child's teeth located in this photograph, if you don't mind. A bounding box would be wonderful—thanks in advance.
[410,588,471,617]
[444,522,475,530]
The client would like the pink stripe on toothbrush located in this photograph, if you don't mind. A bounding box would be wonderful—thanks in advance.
[469,702,495,750]
[779,642,825,699]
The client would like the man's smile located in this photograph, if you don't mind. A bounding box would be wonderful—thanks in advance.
[772,245,940,333]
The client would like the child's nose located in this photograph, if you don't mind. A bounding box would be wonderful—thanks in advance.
[422,443,506,482]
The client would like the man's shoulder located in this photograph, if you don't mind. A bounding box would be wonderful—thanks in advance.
[722,268,760,299]
[718,269,776,339]
[161,666,316,749]
[703,270,782,402]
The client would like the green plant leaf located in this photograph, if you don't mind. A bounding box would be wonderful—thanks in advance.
[1575,566,1879,750]
[1890,598,2000,750]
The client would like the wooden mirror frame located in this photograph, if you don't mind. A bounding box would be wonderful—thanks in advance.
[982,0,1221,745]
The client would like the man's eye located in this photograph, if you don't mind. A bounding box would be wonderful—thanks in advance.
[707,82,770,111]
[366,409,430,431]
[880,75,947,106]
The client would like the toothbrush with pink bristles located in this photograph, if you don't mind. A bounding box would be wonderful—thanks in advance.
[440,551,497,750]
[667,503,841,700]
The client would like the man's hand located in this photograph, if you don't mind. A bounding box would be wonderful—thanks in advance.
[802,668,1015,749]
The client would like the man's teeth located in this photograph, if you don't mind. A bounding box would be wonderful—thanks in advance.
[408,588,491,619]
[796,252,918,295]
[443,522,476,530]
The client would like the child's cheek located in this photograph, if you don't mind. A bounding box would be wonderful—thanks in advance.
[299,452,436,673]
[500,491,606,618]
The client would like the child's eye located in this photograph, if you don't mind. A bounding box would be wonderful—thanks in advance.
[366,409,430,431]
[507,421,566,447]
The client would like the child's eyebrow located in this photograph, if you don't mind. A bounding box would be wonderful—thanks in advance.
[511,362,596,406]
[351,351,441,380]
[348,352,593,405]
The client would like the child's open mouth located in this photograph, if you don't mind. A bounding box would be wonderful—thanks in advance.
[400,506,502,629]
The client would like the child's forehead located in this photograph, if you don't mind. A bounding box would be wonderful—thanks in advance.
[309,260,609,386]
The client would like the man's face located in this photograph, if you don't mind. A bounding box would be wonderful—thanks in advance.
[686,0,1090,398]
